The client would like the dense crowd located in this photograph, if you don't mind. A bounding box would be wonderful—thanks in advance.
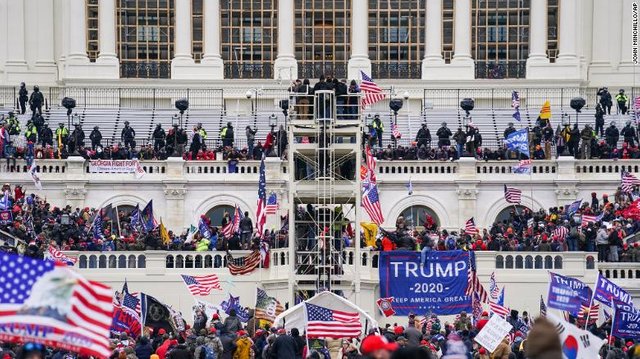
[1,308,638,359]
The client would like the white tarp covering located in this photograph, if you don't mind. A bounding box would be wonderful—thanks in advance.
[273,291,378,335]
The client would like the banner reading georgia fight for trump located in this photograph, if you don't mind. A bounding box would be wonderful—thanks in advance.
[379,250,472,315]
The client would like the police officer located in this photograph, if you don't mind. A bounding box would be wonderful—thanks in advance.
[621,121,638,147]
[121,121,136,149]
[605,121,620,150]
[18,82,28,115]
[415,123,431,148]
[153,123,166,152]
[371,114,384,148]
[436,122,452,148]
[24,120,37,143]
[28,85,44,117]
[616,89,629,115]
[90,126,102,150]
[40,123,53,147]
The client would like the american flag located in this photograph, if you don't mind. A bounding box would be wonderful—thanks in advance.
[465,253,488,303]
[540,295,547,317]
[180,274,221,296]
[227,250,262,275]
[578,303,600,323]
[512,91,521,122]
[360,71,385,108]
[362,183,384,225]
[46,245,77,266]
[305,303,361,338]
[552,226,569,240]
[489,272,500,301]
[365,145,377,184]
[256,156,267,238]
[621,170,640,193]
[390,120,401,139]
[464,217,478,234]
[255,288,284,322]
[504,185,522,204]
[0,253,113,358]
[581,214,597,227]
[489,301,510,318]
[265,192,278,215]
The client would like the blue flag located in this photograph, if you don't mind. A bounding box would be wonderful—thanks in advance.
[504,128,529,158]
[612,300,640,339]
[547,272,592,315]
[567,199,583,215]
[594,273,634,306]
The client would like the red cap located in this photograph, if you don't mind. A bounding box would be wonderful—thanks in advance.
[360,335,399,355]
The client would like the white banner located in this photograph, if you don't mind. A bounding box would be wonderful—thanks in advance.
[474,314,513,352]
[88,160,146,179]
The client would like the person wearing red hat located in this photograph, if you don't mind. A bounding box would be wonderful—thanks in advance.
[360,335,398,358]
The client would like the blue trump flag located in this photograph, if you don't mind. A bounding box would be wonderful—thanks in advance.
[379,250,472,315]
[594,273,634,306]
[547,272,592,314]
[612,300,640,339]
[504,128,529,158]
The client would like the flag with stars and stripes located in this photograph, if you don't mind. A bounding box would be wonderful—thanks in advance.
[305,303,361,339]
[512,91,521,122]
[0,252,113,359]
[621,170,640,193]
[362,183,384,225]
[504,185,522,204]
[180,274,221,296]
[256,156,267,238]
[265,192,278,215]
[360,71,385,109]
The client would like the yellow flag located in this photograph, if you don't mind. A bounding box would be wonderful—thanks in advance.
[360,222,378,248]
[539,100,551,120]
[160,220,170,245]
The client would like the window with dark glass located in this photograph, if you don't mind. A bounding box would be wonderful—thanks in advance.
[368,0,424,79]
[221,0,277,79]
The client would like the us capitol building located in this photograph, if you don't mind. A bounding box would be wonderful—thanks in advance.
[0,0,637,321]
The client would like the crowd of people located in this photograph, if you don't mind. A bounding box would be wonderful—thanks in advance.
[1,307,638,359]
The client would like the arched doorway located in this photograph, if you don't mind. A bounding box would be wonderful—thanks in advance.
[205,205,235,227]
[494,205,529,224]
[398,205,439,229]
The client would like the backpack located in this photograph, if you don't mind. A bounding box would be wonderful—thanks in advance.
[199,345,216,359]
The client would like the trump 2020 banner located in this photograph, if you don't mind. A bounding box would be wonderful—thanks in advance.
[379,250,471,315]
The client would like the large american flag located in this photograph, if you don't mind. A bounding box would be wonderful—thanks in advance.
[621,170,640,193]
[227,250,262,275]
[305,303,361,338]
[504,185,522,204]
[180,274,221,296]
[362,183,384,225]
[464,217,478,234]
[46,245,77,266]
[256,156,267,237]
[465,253,488,303]
[489,301,510,318]
[0,253,113,358]
[265,192,278,215]
[360,71,385,108]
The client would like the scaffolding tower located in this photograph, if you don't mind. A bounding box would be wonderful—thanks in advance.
[287,89,363,301]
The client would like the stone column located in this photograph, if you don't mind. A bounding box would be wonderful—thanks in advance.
[171,0,198,79]
[448,0,474,79]
[5,0,28,68]
[274,0,298,80]
[201,0,224,79]
[96,0,120,78]
[527,0,549,64]
[347,0,372,80]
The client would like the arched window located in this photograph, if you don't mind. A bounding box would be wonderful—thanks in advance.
[494,206,529,225]
[205,205,236,227]
[398,205,440,230]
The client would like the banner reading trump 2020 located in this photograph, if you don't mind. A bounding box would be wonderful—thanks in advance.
[379,250,472,315]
